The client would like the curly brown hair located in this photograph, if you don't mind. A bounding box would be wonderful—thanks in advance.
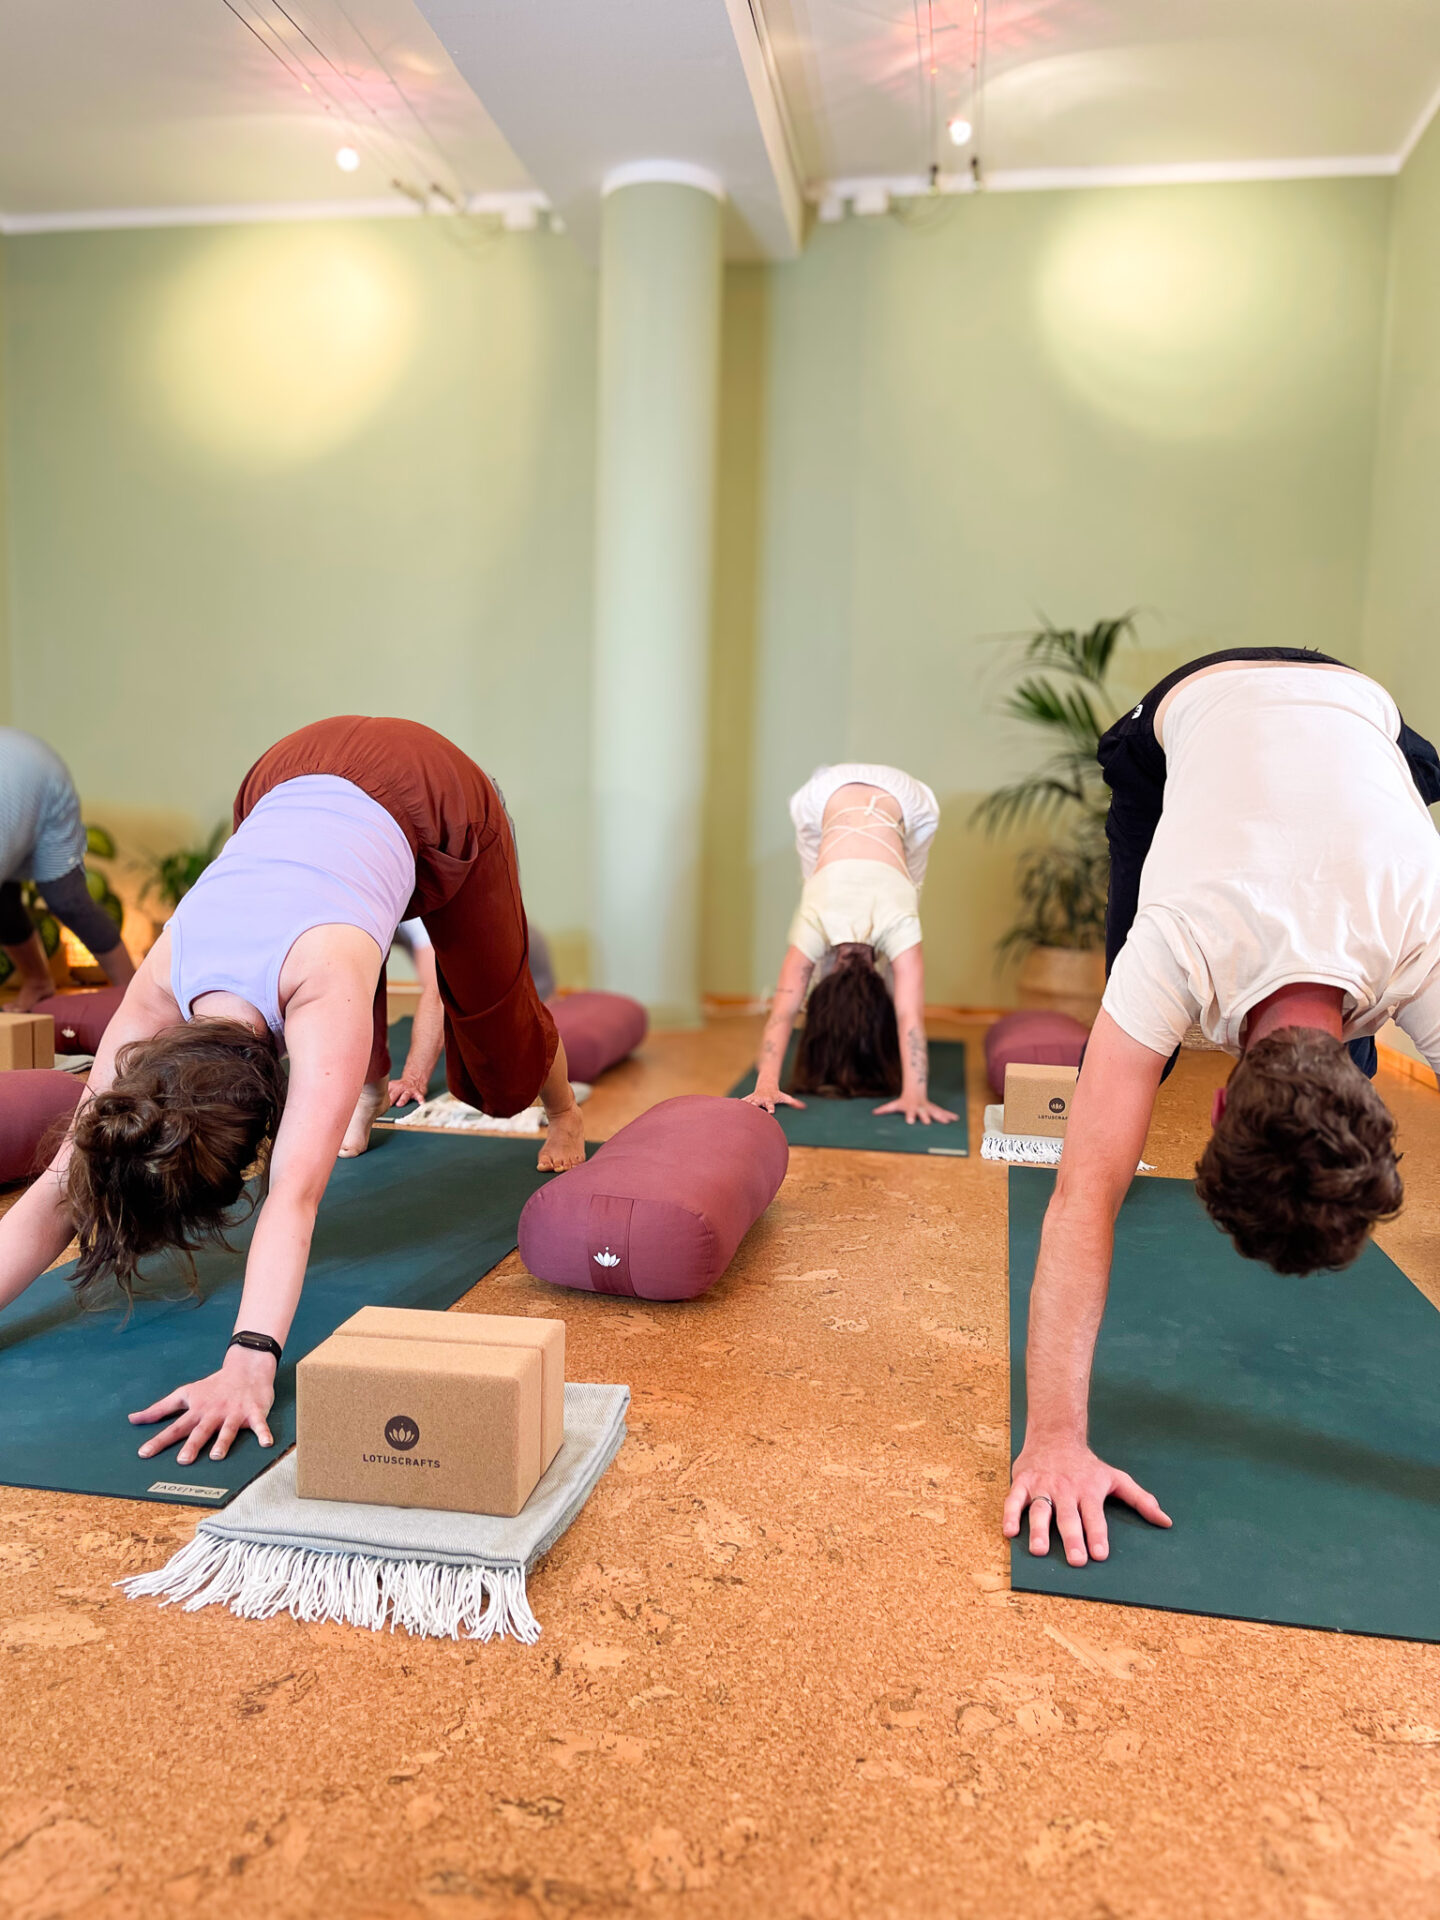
[791,944,903,1099]
[1194,1027,1402,1274]
[65,1019,287,1304]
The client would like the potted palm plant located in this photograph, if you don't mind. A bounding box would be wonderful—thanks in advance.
[973,615,1135,1022]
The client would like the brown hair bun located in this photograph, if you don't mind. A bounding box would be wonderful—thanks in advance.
[66,1019,287,1303]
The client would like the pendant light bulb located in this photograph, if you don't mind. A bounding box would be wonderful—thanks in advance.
[947,115,973,147]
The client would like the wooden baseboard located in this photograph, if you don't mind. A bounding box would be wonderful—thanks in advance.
[1378,1042,1439,1092]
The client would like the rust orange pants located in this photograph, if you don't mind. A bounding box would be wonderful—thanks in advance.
[234,717,558,1117]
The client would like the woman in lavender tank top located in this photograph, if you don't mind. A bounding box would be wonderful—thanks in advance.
[0,718,585,1470]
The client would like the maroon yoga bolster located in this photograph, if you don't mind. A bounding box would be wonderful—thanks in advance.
[984,1009,1090,1100]
[547,990,648,1083]
[518,1094,788,1302]
[0,1069,83,1184]
[27,987,126,1056]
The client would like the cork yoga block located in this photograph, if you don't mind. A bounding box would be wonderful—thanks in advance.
[0,1014,55,1073]
[297,1311,566,1517]
[518,1094,789,1303]
[332,1306,565,1472]
[546,991,648,1084]
[25,987,125,1057]
[983,1008,1090,1101]
[0,1069,83,1183]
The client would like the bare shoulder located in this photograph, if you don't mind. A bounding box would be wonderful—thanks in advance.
[279,924,386,1018]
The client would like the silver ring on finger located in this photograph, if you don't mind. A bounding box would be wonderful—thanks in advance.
[1030,1495,1053,1511]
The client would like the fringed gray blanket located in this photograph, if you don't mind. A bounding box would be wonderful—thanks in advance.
[122,1382,629,1642]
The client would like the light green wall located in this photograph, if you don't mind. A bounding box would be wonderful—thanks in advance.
[1,218,597,970]
[747,179,1394,1003]
[0,175,1402,1005]
[1363,111,1440,712]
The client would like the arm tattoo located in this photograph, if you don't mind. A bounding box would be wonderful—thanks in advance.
[907,1025,928,1093]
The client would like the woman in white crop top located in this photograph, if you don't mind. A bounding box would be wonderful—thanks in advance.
[743,764,957,1127]
[0,717,583,1475]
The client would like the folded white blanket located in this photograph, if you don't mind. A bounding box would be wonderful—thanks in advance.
[392,1084,591,1135]
[121,1382,630,1642]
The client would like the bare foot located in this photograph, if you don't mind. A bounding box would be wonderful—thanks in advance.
[9,983,50,1013]
[339,1078,388,1158]
[538,1101,586,1173]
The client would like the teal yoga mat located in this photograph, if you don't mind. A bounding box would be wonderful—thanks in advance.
[1009,1167,1440,1642]
[727,1038,969,1156]
[0,1131,556,1508]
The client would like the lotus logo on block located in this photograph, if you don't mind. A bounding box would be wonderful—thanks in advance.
[593,1247,621,1268]
[1048,1096,1067,1115]
[384,1414,420,1451]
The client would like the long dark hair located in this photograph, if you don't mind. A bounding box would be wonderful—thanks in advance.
[65,1019,287,1304]
[792,944,902,1099]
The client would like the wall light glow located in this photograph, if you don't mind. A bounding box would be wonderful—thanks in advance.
[151,227,418,470]
[335,145,361,172]
[947,116,973,146]
[1037,195,1317,442]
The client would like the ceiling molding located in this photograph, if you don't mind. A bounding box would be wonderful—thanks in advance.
[811,153,1402,211]
[1399,75,1440,164]
[0,188,550,237]
[602,161,727,201]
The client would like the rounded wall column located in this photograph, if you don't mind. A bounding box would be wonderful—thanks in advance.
[591,165,724,1027]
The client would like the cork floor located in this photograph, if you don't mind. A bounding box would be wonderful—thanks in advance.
[4,1014,1440,1920]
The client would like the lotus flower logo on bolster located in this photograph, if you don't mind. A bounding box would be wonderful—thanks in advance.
[593,1248,621,1268]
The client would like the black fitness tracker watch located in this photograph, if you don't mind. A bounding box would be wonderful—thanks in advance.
[228,1331,284,1366]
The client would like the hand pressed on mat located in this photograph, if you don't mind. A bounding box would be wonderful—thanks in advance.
[742,1083,806,1115]
[131,1343,276,1464]
[1004,1441,1170,1567]
[873,1091,958,1125]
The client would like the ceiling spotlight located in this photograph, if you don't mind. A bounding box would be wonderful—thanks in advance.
[335,146,361,172]
[947,116,973,147]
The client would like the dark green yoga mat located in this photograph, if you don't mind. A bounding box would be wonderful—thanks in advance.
[1009,1167,1440,1642]
[727,1037,969,1155]
[0,1131,555,1508]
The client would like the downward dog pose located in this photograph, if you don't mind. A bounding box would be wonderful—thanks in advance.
[0,716,583,1464]
[744,763,957,1126]
[1005,651,1440,1568]
[0,728,135,1010]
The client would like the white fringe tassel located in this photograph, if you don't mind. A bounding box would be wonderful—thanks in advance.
[119,1532,541,1643]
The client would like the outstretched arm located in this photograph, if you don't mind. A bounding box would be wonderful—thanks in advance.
[1002,1010,1173,1566]
[874,944,956,1124]
[131,974,374,1465]
[744,945,815,1113]
[388,945,444,1108]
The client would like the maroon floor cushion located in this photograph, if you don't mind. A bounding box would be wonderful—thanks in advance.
[984,1009,1090,1100]
[0,1070,83,1183]
[27,987,126,1055]
[547,991,648,1083]
[518,1094,788,1302]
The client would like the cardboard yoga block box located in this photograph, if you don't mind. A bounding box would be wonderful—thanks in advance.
[1003,1062,1078,1139]
[296,1308,566,1517]
[0,1014,55,1073]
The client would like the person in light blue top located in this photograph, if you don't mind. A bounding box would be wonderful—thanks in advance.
[0,729,135,1009]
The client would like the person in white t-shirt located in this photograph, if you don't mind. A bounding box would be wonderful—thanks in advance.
[743,763,958,1127]
[1005,648,1440,1570]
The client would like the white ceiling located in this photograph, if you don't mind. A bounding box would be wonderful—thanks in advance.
[0,0,532,220]
[1,0,1438,242]
[415,0,804,258]
[763,0,1440,183]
